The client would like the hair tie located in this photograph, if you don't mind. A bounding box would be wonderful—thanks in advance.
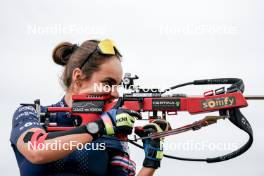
[71,44,79,52]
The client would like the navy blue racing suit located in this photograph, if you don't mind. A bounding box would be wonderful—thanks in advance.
[10,97,136,176]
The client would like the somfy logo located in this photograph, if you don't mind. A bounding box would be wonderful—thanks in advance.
[201,97,236,110]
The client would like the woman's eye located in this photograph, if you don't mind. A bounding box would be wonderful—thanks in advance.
[103,81,113,86]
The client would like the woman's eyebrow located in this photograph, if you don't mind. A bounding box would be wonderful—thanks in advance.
[103,77,118,84]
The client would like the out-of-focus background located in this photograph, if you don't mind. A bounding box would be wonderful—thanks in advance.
[0,0,263,175]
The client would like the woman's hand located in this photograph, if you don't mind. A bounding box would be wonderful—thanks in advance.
[137,119,171,176]
[88,108,142,139]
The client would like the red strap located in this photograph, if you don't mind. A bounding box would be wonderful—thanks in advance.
[30,130,48,149]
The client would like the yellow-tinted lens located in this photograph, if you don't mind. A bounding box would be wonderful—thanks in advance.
[98,39,116,55]
[80,39,121,69]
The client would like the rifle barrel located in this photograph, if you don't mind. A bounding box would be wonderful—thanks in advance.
[188,95,264,100]
[245,95,264,100]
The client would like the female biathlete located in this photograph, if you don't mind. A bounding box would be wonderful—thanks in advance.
[10,39,170,176]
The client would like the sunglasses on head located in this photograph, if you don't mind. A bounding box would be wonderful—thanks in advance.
[79,39,122,69]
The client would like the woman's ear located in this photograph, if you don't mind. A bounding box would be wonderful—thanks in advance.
[71,68,84,90]
[72,68,82,82]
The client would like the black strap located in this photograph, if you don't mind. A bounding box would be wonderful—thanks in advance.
[206,108,253,163]
[129,108,253,163]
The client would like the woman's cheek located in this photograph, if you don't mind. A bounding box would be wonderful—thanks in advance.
[77,84,96,94]
[95,83,114,94]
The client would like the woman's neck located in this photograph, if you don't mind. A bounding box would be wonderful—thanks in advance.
[64,92,73,107]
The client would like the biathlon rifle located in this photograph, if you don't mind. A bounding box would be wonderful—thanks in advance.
[23,73,264,163]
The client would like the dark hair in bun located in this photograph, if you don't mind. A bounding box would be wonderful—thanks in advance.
[52,42,78,66]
